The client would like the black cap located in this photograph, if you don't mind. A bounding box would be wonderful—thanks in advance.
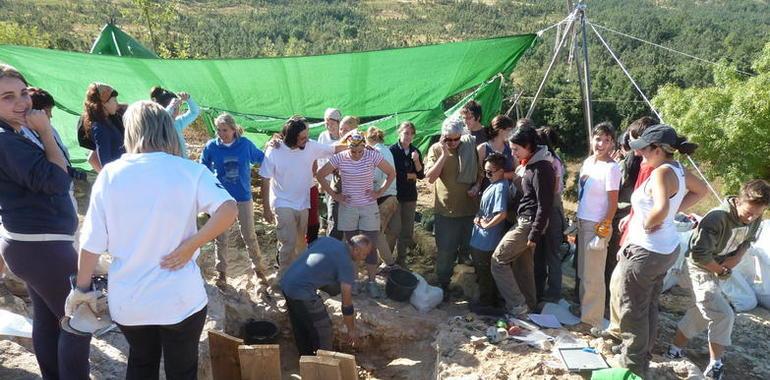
[629,124,678,150]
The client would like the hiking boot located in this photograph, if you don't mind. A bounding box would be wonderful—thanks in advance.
[663,345,686,359]
[441,284,451,303]
[366,281,382,299]
[704,362,724,380]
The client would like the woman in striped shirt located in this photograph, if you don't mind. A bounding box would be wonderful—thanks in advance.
[316,131,396,298]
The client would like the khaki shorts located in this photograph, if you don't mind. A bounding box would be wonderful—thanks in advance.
[338,203,380,232]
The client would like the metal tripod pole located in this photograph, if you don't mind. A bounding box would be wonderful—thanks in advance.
[526,9,578,119]
[579,3,594,147]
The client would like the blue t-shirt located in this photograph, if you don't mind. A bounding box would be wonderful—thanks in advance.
[200,137,264,202]
[280,237,355,300]
[470,179,508,251]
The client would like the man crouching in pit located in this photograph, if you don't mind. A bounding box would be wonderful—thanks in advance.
[280,234,372,355]
[664,179,770,380]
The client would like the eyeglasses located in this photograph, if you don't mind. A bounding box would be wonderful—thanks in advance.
[443,136,461,143]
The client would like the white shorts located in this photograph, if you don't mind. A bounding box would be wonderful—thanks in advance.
[338,203,380,232]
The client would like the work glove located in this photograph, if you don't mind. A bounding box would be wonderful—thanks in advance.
[595,219,612,239]
[64,288,99,317]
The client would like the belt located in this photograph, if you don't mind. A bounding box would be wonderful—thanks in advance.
[0,225,75,242]
[517,215,534,224]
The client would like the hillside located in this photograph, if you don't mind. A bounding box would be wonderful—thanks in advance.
[1,0,769,155]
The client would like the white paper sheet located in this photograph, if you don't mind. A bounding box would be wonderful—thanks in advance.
[528,313,562,329]
[542,302,581,326]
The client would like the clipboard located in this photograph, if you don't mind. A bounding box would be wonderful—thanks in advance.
[557,347,610,372]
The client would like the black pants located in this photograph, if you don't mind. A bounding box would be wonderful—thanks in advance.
[117,306,207,380]
[1,238,91,380]
[470,248,499,306]
[535,205,565,302]
[283,293,333,356]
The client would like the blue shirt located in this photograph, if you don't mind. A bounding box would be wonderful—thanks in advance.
[0,122,77,235]
[280,237,355,300]
[470,179,508,251]
[165,97,200,158]
[200,137,264,202]
[92,120,125,166]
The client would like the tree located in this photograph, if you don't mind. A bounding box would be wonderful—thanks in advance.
[653,42,770,193]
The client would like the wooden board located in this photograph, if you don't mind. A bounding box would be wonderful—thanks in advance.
[317,350,358,380]
[208,330,243,380]
[299,355,342,380]
[238,344,281,380]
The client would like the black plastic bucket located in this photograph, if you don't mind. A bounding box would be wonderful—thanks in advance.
[385,269,419,302]
[242,319,279,345]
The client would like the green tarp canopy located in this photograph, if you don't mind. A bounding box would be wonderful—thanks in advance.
[89,23,159,58]
[0,33,535,168]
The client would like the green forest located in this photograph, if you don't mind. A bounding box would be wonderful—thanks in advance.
[1,0,769,191]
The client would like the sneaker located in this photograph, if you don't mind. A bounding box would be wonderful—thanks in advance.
[704,362,724,380]
[377,263,400,276]
[508,304,530,317]
[366,281,382,299]
[590,327,621,342]
[663,344,686,359]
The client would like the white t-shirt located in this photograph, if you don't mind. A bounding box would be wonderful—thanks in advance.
[260,140,335,210]
[329,149,384,207]
[576,156,621,223]
[80,152,233,326]
[373,143,397,198]
[316,131,339,183]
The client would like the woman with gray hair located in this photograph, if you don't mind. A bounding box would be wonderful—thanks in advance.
[201,113,267,288]
[67,101,237,379]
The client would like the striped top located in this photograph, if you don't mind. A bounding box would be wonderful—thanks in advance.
[329,149,383,206]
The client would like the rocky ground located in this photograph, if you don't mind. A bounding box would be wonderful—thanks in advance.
[2,135,769,379]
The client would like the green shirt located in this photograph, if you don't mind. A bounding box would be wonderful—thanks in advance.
[425,143,479,217]
[689,197,762,267]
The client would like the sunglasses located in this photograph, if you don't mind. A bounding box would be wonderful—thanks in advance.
[443,136,461,143]
[347,135,366,146]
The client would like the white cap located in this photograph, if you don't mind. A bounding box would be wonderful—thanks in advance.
[324,108,341,121]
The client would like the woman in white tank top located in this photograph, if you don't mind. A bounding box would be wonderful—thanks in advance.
[611,124,707,377]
